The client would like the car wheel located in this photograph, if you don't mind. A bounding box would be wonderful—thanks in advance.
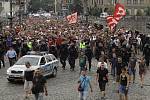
[52,68,57,77]
[7,79,14,83]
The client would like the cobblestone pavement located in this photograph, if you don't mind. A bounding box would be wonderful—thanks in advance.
[0,58,150,100]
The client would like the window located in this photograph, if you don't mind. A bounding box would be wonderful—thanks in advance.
[92,0,94,5]
[140,0,144,4]
[127,0,132,4]
[99,0,103,4]
[51,55,56,61]
[133,0,138,4]
[111,0,117,5]
[40,57,46,65]
[97,0,99,4]
[45,56,52,62]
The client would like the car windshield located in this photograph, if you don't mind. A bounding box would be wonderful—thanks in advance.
[15,57,39,66]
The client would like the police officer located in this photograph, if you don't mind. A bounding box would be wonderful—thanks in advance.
[6,47,17,66]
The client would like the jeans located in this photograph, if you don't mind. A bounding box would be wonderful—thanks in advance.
[34,93,44,100]
[79,91,88,100]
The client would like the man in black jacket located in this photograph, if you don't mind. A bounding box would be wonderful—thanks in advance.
[85,46,93,71]
[60,43,68,70]
[68,42,78,71]
[143,43,150,69]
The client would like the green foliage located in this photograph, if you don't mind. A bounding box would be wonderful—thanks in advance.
[71,0,83,14]
[28,0,54,13]
[136,9,143,16]
[88,7,102,17]
[107,7,115,15]
[126,9,130,15]
[145,7,150,16]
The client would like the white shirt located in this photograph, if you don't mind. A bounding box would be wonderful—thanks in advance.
[6,50,17,58]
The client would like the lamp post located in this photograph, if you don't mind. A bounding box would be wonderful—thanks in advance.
[54,0,57,15]
[9,0,13,30]
[83,0,88,24]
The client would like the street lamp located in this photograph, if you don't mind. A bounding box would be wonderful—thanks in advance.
[9,0,13,30]
[83,0,88,23]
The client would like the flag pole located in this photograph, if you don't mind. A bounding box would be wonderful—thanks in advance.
[55,0,57,15]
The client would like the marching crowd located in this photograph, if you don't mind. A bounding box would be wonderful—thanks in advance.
[0,16,150,100]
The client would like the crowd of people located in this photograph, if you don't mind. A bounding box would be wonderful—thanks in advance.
[0,16,150,100]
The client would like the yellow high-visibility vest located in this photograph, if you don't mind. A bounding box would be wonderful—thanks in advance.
[27,42,32,49]
[80,42,86,49]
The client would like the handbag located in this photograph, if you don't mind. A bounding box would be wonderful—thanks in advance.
[78,77,86,92]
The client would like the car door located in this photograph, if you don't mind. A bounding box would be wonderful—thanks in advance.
[45,55,53,74]
[40,57,47,75]
[50,54,59,68]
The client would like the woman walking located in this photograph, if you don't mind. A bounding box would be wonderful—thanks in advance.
[119,68,129,100]
[138,57,146,88]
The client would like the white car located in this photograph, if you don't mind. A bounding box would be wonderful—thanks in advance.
[7,52,59,82]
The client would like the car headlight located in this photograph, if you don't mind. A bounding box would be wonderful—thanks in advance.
[7,69,11,75]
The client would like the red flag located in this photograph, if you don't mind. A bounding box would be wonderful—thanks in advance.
[66,12,77,24]
[106,16,118,32]
[114,3,126,21]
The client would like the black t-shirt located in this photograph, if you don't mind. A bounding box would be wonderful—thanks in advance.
[97,68,108,82]
[32,76,47,94]
[24,70,34,81]
[116,62,125,75]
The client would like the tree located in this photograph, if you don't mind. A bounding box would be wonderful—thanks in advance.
[71,0,83,14]
[136,9,143,16]
[126,9,130,16]
[145,7,150,16]
[88,7,102,17]
[28,0,54,13]
[107,7,115,15]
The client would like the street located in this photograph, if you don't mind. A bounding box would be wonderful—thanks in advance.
[0,58,150,100]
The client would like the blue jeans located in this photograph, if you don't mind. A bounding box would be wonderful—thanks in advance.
[34,93,44,100]
[79,91,88,100]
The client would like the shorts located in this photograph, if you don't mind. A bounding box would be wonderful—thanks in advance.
[24,80,32,92]
[99,82,106,91]
[119,85,128,95]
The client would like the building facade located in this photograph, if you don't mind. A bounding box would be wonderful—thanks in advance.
[87,0,150,15]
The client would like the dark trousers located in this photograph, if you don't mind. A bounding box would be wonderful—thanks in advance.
[68,58,75,70]
[9,57,16,67]
[88,59,92,71]
[145,57,150,68]
[0,56,5,68]
[60,58,66,69]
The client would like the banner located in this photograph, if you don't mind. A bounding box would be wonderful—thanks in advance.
[66,12,77,24]
[106,3,126,32]
[114,3,126,21]
[106,16,118,32]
